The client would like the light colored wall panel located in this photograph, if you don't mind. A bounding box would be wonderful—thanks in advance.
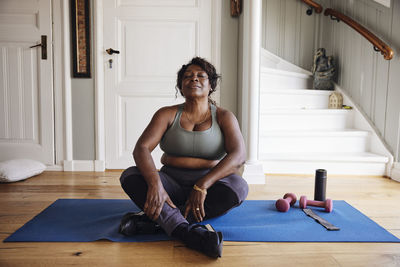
[220,0,238,115]
[373,8,391,135]
[359,4,375,118]
[385,0,400,160]
[283,1,297,64]
[262,0,317,71]
[298,3,317,69]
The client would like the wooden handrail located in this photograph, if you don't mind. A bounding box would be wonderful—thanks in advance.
[301,0,323,14]
[324,8,393,60]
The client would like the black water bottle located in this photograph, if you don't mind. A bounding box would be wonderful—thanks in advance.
[314,169,327,201]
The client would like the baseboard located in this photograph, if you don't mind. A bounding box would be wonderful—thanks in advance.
[391,162,400,182]
[94,160,106,171]
[63,160,106,171]
[46,165,63,171]
[242,162,266,184]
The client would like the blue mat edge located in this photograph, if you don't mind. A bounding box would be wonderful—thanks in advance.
[4,199,400,243]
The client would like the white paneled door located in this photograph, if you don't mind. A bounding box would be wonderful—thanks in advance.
[0,0,54,164]
[103,0,216,169]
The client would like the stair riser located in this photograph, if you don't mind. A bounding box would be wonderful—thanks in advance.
[259,135,369,153]
[260,114,351,131]
[260,93,331,109]
[260,161,386,175]
[261,73,312,90]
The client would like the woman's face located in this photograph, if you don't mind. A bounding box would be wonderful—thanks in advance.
[180,64,211,99]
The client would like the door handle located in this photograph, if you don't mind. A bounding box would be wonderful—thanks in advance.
[29,35,47,60]
[106,48,120,55]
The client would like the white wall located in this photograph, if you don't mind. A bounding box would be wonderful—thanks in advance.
[262,0,400,161]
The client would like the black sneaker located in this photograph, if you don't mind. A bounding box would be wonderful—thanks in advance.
[186,224,223,258]
[118,211,163,236]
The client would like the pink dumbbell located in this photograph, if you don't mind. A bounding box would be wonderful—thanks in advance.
[275,193,297,212]
[299,195,333,212]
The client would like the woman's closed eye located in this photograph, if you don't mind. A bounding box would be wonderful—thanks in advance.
[183,73,208,80]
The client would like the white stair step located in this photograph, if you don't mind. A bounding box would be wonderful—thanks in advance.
[260,89,332,109]
[260,152,389,163]
[260,109,353,131]
[259,152,388,175]
[261,48,312,75]
[259,130,370,153]
[260,67,312,90]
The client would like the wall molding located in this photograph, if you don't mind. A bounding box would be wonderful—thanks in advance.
[43,0,72,168]
[46,165,63,171]
[63,160,105,171]
[62,0,73,163]
[242,163,265,184]
[52,0,65,166]
[391,162,400,182]
[94,0,105,171]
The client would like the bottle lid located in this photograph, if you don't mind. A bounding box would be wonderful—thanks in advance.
[316,169,327,178]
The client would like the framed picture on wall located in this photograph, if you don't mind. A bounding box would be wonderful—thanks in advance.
[71,0,91,78]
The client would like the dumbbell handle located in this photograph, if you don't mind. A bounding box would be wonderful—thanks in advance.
[306,199,326,208]
[300,196,333,212]
[275,193,297,212]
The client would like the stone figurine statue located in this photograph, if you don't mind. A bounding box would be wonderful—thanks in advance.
[311,48,335,90]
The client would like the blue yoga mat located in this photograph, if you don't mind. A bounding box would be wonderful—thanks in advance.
[4,199,399,242]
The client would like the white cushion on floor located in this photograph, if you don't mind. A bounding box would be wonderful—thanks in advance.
[0,159,46,183]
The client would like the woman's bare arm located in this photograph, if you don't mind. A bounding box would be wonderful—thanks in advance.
[133,106,177,220]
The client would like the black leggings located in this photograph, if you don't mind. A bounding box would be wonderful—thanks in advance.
[120,165,249,235]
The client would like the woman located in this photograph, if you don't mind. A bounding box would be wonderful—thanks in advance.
[119,57,248,258]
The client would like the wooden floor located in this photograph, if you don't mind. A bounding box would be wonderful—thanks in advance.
[1,171,400,266]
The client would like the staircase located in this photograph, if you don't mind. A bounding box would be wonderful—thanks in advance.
[258,49,392,176]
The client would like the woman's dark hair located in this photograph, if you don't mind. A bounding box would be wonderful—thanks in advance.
[176,57,221,98]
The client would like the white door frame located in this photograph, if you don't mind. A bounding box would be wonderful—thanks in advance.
[43,0,73,171]
[51,0,73,170]
[93,0,222,171]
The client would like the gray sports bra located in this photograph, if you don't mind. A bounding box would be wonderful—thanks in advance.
[160,104,226,160]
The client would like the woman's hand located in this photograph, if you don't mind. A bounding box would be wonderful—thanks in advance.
[184,188,207,222]
[144,183,176,221]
